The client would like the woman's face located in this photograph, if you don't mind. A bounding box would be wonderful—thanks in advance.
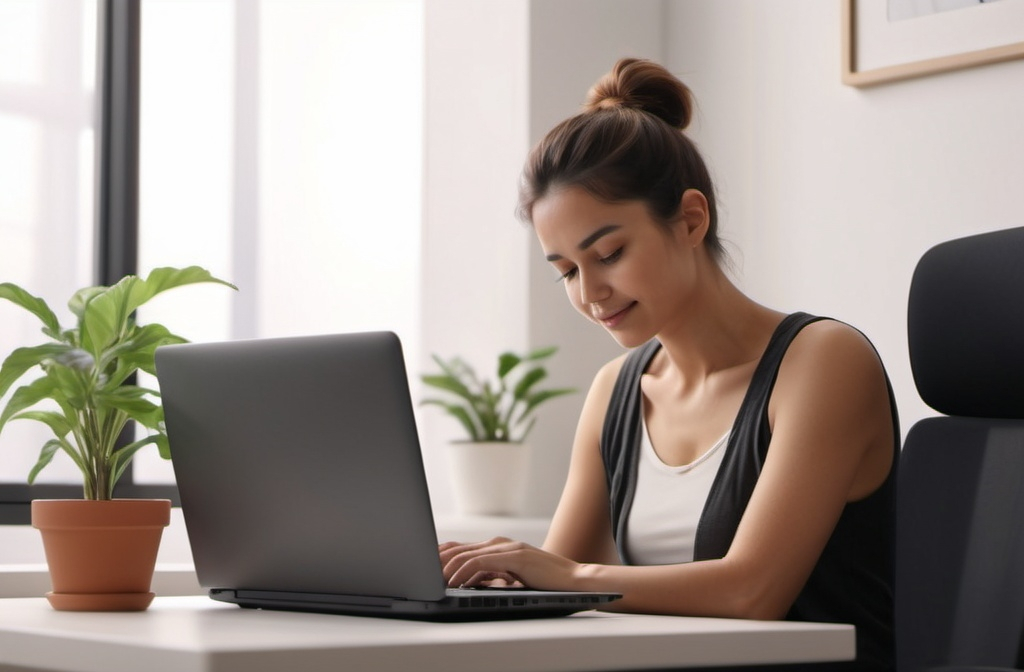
[532,186,698,348]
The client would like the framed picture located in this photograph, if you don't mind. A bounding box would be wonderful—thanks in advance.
[842,0,1024,87]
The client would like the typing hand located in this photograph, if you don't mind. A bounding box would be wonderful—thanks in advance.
[438,538,581,591]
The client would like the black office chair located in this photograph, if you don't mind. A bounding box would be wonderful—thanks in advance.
[898,227,1024,672]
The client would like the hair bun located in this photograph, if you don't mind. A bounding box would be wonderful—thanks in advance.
[584,58,694,131]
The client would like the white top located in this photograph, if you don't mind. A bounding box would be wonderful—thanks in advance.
[625,414,730,565]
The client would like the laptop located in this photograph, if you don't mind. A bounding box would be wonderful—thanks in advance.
[154,331,620,620]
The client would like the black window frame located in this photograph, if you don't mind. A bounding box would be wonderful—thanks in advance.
[0,0,179,525]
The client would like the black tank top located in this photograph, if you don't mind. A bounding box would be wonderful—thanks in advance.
[600,312,898,672]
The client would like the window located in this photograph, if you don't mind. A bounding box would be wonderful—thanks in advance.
[0,0,101,521]
[0,0,423,521]
[132,0,423,484]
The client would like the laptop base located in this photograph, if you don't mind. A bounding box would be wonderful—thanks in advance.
[212,588,620,621]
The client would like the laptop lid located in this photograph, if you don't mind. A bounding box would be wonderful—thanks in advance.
[156,332,447,603]
[155,331,619,619]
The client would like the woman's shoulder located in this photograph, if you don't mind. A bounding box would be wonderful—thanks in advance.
[579,342,662,426]
[571,353,632,451]
[785,317,884,370]
[578,348,640,419]
[770,315,897,500]
[774,316,892,416]
[590,351,630,396]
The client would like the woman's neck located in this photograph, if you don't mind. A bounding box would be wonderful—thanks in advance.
[651,265,784,390]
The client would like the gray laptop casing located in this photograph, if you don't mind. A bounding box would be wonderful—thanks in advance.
[155,331,618,619]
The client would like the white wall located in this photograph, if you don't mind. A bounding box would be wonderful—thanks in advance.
[421,0,666,517]
[421,0,533,517]
[664,0,1024,434]
[524,0,666,514]
[421,0,1024,521]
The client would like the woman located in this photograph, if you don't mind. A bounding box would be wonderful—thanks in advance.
[440,58,898,671]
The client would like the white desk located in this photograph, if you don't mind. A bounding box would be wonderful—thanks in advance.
[0,596,855,672]
[0,564,202,600]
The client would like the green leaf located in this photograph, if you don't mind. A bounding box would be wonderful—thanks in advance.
[130,266,237,313]
[423,400,481,441]
[497,353,521,380]
[96,386,160,417]
[28,435,89,486]
[0,343,71,399]
[512,367,547,401]
[79,278,138,355]
[101,323,189,384]
[28,439,64,485]
[100,388,163,431]
[52,348,95,371]
[2,267,234,494]
[56,435,88,480]
[420,346,575,442]
[474,382,499,439]
[81,267,234,360]
[12,410,73,438]
[0,282,61,336]
[525,345,558,361]
[431,355,481,389]
[110,434,162,487]
[422,400,477,438]
[43,364,91,409]
[49,389,78,425]
[421,374,477,405]
[67,285,106,320]
[518,387,576,420]
[154,432,171,460]
[0,377,59,436]
[99,323,173,367]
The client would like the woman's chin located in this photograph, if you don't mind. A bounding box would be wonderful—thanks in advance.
[605,328,653,349]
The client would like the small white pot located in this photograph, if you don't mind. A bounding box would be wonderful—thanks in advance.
[447,441,529,516]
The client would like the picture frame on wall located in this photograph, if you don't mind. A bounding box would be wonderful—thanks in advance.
[842,0,1024,87]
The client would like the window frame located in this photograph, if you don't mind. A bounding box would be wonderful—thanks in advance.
[0,0,179,525]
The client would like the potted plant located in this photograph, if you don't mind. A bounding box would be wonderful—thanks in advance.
[0,266,235,611]
[421,346,574,516]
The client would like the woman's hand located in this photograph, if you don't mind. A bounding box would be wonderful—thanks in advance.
[439,538,583,590]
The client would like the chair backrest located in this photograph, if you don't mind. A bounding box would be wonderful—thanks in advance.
[898,226,1024,672]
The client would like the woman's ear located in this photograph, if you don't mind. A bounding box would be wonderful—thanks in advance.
[676,189,710,248]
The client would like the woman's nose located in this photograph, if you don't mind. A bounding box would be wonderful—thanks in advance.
[577,269,609,305]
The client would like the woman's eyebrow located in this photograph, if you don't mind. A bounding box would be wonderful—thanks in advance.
[545,224,622,261]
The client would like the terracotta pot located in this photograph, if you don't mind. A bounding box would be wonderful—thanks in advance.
[31,499,171,611]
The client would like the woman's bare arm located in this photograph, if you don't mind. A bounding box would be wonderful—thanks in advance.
[441,322,895,620]
[541,356,624,565]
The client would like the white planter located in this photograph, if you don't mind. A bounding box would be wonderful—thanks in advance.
[447,441,529,516]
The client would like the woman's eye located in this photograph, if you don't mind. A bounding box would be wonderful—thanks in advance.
[599,248,623,265]
[557,267,578,282]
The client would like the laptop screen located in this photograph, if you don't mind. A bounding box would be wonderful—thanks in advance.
[156,332,448,602]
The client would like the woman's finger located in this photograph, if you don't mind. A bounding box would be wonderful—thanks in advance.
[447,548,524,588]
[439,537,517,579]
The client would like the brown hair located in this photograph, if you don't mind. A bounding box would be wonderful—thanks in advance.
[518,58,723,261]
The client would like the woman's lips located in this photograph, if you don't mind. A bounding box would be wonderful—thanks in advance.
[594,302,636,328]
